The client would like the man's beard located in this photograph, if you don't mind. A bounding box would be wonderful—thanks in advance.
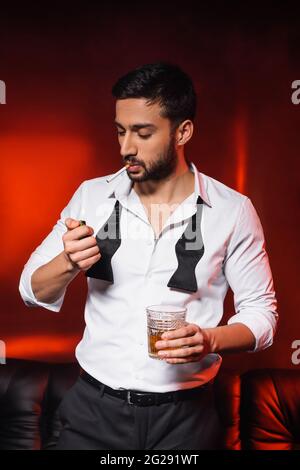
[125,134,178,182]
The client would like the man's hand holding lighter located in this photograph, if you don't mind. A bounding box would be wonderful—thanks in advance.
[63,218,101,272]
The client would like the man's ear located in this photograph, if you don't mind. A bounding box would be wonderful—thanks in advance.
[176,120,194,145]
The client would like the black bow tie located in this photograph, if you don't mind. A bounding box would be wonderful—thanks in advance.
[85,196,204,293]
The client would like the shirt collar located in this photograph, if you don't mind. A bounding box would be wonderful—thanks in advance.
[189,161,212,207]
[104,161,212,208]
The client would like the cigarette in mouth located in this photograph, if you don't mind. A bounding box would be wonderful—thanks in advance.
[106,164,130,183]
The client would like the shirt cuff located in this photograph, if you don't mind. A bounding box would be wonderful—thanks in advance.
[19,264,66,312]
[227,310,278,353]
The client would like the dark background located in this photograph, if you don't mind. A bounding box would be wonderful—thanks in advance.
[0,1,299,371]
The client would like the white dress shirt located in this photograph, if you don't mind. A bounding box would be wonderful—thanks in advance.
[19,162,278,392]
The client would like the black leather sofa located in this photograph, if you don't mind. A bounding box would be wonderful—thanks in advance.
[0,358,299,450]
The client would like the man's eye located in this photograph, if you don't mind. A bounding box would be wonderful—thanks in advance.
[139,134,151,139]
[116,131,151,139]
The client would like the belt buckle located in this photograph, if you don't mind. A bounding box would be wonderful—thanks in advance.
[127,390,134,405]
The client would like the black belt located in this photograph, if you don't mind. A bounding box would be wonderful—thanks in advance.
[80,369,212,407]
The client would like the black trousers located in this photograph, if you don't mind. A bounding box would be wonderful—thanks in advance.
[54,375,225,450]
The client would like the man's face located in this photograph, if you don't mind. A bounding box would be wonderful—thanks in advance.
[115,98,178,182]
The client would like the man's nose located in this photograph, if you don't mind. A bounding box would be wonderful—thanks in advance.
[120,133,137,158]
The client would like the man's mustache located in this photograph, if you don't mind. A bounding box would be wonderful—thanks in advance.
[124,159,144,166]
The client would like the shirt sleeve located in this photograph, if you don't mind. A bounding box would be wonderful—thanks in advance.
[18,181,85,312]
[223,197,278,352]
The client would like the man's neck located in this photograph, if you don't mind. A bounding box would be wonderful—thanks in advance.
[133,160,194,205]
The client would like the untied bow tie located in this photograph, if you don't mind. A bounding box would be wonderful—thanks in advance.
[85,195,204,293]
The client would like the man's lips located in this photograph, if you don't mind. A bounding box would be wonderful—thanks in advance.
[127,163,142,171]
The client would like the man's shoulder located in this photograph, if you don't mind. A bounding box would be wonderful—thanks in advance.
[199,171,248,208]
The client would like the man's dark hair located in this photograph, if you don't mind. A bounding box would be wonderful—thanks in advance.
[111,61,197,132]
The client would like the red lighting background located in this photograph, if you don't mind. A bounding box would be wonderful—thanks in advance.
[0,3,299,373]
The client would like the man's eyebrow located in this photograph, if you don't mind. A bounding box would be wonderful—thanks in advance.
[114,121,157,131]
